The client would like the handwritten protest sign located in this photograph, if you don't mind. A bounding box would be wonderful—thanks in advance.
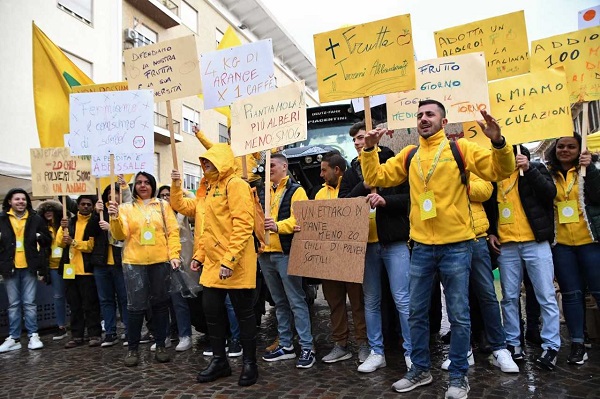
[387,53,489,129]
[201,39,275,109]
[488,68,572,144]
[531,26,600,103]
[91,152,154,177]
[288,198,370,283]
[230,81,307,156]
[72,81,129,93]
[314,14,416,103]
[30,147,94,196]
[124,35,201,102]
[434,11,529,81]
[69,90,154,156]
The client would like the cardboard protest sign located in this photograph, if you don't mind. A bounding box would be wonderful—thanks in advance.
[91,152,154,177]
[30,147,94,196]
[124,35,201,102]
[488,68,572,144]
[434,11,529,81]
[531,26,600,103]
[314,14,416,103]
[69,90,154,156]
[201,39,275,109]
[387,53,489,129]
[230,81,307,156]
[72,81,129,93]
[288,198,370,283]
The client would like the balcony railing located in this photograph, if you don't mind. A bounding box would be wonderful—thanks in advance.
[154,111,180,134]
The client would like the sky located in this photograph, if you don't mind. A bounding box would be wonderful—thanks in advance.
[259,0,600,63]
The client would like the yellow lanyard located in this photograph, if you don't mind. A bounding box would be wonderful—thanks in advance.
[271,185,285,209]
[499,176,518,203]
[416,138,448,191]
[562,171,577,200]
[135,202,155,225]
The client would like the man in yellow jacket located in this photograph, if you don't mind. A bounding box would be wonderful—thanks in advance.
[260,153,315,369]
[361,99,514,399]
[315,151,367,365]
[176,143,259,387]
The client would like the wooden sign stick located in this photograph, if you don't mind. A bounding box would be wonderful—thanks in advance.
[96,178,104,221]
[61,196,68,236]
[581,102,589,178]
[110,154,116,205]
[264,151,271,245]
[363,96,377,194]
[166,100,179,171]
[241,157,248,180]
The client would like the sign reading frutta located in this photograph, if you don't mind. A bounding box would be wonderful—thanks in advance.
[488,68,572,144]
[288,198,370,284]
[30,147,95,196]
[72,81,129,93]
[201,39,276,109]
[531,26,600,103]
[434,11,529,81]
[230,80,307,156]
[91,152,154,177]
[314,14,416,103]
[387,52,489,129]
[69,90,154,156]
[124,35,201,102]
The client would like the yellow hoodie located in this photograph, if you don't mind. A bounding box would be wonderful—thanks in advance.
[496,170,536,243]
[553,167,593,246]
[314,177,341,200]
[361,129,514,245]
[193,143,257,289]
[110,198,181,265]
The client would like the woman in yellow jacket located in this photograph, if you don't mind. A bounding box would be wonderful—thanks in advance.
[174,143,258,387]
[546,133,600,365]
[107,171,181,367]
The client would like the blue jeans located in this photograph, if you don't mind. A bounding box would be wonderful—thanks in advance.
[498,241,560,350]
[50,269,67,328]
[226,294,240,340]
[170,291,192,337]
[94,265,128,336]
[363,242,411,356]
[470,239,506,350]
[410,241,472,379]
[553,243,600,343]
[5,268,38,338]
[259,252,313,349]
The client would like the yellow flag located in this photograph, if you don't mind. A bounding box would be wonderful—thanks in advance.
[198,26,242,126]
[32,22,94,148]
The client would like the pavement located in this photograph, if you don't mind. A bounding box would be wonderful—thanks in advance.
[1,289,600,399]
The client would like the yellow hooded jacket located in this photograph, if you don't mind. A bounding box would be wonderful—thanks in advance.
[110,198,181,265]
[553,167,594,246]
[361,130,514,245]
[193,143,257,289]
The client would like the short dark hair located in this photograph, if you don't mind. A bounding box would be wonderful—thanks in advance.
[418,99,446,118]
[157,185,170,198]
[271,153,288,165]
[101,183,121,204]
[2,188,33,212]
[76,195,97,205]
[322,151,347,172]
[349,121,366,137]
[132,171,157,199]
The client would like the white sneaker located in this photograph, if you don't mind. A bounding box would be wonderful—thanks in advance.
[441,349,475,370]
[175,336,192,352]
[150,338,172,352]
[28,333,44,350]
[0,337,21,353]
[357,350,386,373]
[491,348,519,373]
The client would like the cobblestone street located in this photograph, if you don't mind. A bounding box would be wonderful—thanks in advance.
[1,291,600,399]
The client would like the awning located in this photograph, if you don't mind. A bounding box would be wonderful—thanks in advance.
[0,161,32,200]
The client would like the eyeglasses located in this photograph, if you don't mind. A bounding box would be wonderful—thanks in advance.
[159,193,170,199]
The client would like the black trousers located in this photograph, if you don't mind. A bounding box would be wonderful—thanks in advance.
[65,275,102,338]
[203,287,257,358]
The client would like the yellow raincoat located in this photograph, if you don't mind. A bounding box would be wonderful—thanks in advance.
[193,143,257,289]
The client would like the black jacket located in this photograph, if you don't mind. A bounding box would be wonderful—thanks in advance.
[339,146,410,244]
[0,210,52,278]
[59,212,100,274]
[90,209,123,267]
[488,162,556,242]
